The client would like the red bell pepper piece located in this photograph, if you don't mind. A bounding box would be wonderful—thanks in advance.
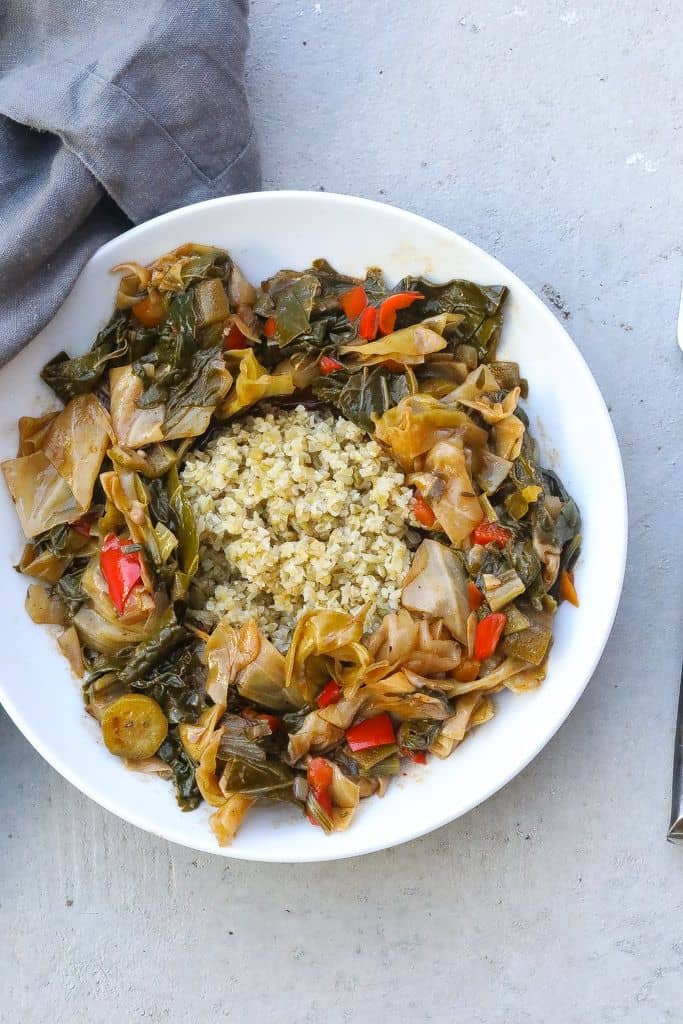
[308,757,333,792]
[319,355,344,376]
[412,492,436,528]
[474,613,507,661]
[358,305,379,341]
[317,679,342,708]
[307,757,334,825]
[467,581,484,611]
[377,291,424,335]
[400,748,427,764]
[242,707,282,734]
[224,324,247,349]
[346,712,395,752]
[99,534,143,614]
[471,522,512,548]
[339,285,368,320]
[263,316,277,338]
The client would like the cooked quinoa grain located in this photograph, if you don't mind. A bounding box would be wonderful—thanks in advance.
[181,405,413,650]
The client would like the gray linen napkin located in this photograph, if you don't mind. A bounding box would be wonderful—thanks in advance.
[0,0,261,366]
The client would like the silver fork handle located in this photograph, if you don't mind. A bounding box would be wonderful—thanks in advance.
[668,663,683,841]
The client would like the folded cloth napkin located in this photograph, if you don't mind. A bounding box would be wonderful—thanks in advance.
[0,0,261,366]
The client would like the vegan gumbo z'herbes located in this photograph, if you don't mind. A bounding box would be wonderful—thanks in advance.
[1,244,581,845]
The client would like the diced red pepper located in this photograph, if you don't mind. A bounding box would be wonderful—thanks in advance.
[358,305,379,341]
[263,316,277,338]
[560,569,579,607]
[308,757,333,792]
[317,679,342,708]
[474,613,507,661]
[339,285,368,320]
[71,517,91,537]
[471,522,512,548]
[400,748,427,764]
[319,790,333,814]
[467,581,484,611]
[378,291,424,335]
[99,533,143,614]
[224,324,247,349]
[307,757,334,826]
[346,712,395,752]
[319,355,344,376]
[242,707,282,734]
[413,492,436,528]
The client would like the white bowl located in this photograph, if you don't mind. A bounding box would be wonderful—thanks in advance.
[0,192,627,862]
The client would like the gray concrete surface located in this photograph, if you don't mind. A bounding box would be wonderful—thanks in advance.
[2,2,683,1022]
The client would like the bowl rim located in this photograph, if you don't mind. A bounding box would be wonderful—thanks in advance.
[0,190,628,861]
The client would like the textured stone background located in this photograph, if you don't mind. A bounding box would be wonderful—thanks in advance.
[2,2,682,1021]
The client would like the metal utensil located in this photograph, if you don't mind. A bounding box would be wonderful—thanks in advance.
[668,663,683,841]
[669,292,683,840]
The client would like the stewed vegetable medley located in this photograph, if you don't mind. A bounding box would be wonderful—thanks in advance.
[2,244,581,844]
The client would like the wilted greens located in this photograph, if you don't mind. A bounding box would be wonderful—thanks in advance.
[2,241,580,846]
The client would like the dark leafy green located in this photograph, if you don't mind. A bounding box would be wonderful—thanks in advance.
[254,271,320,346]
[309,259,363,299]
[50,563,87,617]
[115,624,190,686]
[554,496,581,549]
[218,715,270,763]
[34,523,72,557]
[167,467,199,602]
[282,704,316,734]
[394,276,508,362]
[397,720,442,752]
[272,275,320,346]
[348,743,400,778]
[41,314,133,402]
[312,365,412,431]
[162,345,227,432]
[220,756,295,801]
[147,477,176,530]
[173,250,228,288]
[157,732,202,811]
[130,641,207,725]
[134,292,198,408]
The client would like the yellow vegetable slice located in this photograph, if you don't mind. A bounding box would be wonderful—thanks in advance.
[101,694,168,760]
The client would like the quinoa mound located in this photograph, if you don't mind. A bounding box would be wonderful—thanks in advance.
[181,405,413,650]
